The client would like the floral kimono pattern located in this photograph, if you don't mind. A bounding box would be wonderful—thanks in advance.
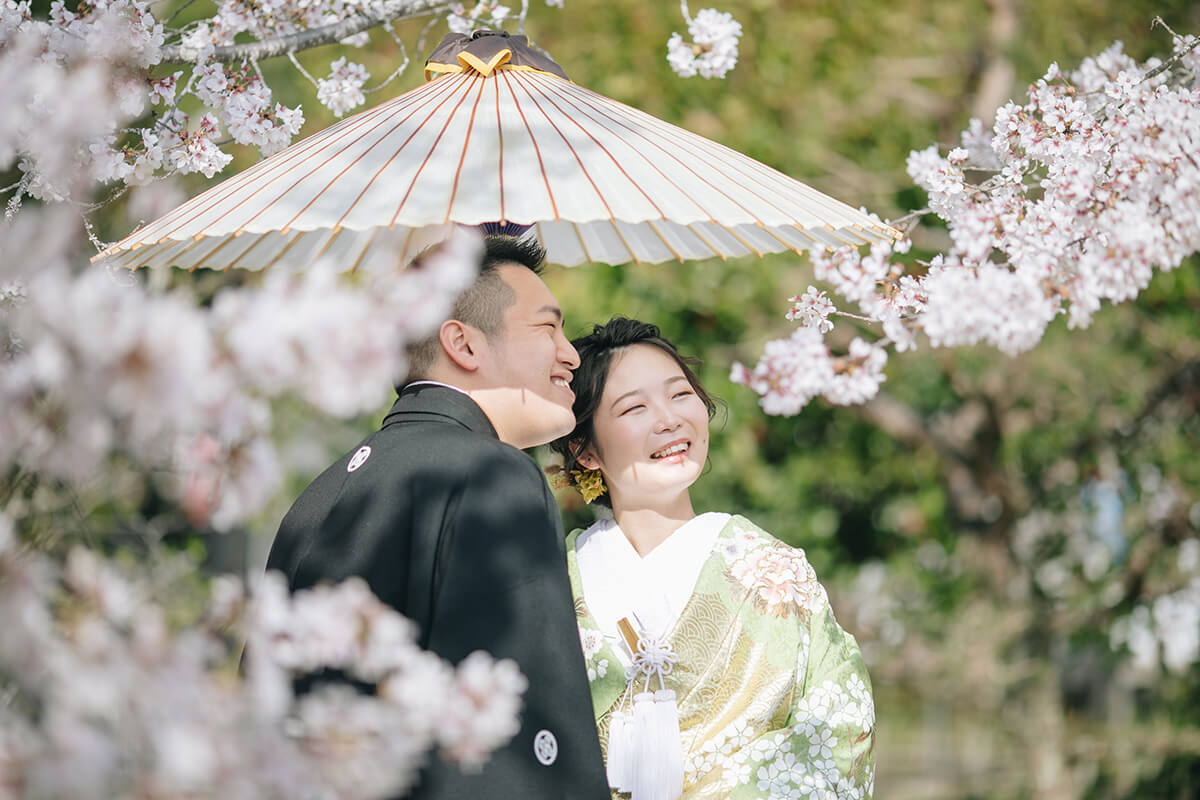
[567,515,875,799]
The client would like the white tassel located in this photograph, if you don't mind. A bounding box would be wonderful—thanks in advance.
[606,710,632,791]
[626,690,684,800]
[615,619,684,800]
[652,689,684,799]
[629,692,660,800]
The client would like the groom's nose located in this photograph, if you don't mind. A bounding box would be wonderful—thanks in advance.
[556,330,580,370]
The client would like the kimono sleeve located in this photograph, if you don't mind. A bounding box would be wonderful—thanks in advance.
[726,603,876,800]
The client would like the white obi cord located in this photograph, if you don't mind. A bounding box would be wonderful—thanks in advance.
[576,513,729,800]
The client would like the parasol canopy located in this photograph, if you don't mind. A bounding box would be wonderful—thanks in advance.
[95,30,900,271]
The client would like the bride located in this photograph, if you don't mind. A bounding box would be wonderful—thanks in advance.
[551,317,875,800]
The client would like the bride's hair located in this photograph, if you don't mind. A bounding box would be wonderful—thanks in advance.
[550,317,717,508]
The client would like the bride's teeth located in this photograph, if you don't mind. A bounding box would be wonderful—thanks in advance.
[652,442,688,458]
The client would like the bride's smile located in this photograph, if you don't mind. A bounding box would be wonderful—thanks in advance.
[577,343,710,509]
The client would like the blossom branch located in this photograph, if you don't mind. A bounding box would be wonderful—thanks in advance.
[1142,17,1200,83]
[159,0,447,63]
[734,32,1200,417]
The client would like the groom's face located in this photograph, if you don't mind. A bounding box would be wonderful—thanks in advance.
[474,264,580,449]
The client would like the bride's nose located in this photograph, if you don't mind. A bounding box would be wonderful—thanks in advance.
[654,409,681,433]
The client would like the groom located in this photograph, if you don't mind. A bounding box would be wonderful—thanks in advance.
[265,235,609,799]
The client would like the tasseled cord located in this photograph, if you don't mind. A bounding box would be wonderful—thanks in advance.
[609,618,683,800]
[607,709,631,789]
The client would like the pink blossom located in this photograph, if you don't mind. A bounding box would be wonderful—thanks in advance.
[740,34,1200,415]
[317,56,368,117]
[786,286,835,333]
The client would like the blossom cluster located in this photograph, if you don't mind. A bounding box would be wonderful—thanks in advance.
[0,0,749,208]
[734,35,1200,416]
[1,219,480,530]
[317,57,370,118]
[446,2,513,36]
[730,327,889,414]
[0,520,526,798]
[1,0,162,203]
[666,7,743,79]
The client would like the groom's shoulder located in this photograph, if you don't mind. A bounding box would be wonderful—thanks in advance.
[370,414,544,489]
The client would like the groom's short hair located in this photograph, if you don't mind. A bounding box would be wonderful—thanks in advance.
[404,234,547,380]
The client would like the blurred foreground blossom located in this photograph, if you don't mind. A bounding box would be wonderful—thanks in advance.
[0,527,526,799]
[2,211,480,528]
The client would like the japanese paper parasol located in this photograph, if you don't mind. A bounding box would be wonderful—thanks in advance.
[94,30,900,271]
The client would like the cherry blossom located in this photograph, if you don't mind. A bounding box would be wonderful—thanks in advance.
[735,33,1200,417]
[786,286,836,333]
[447,3,513,37]
[1111,577,1200,677]
[667,6,742,79]
[0,537,526,799]
[317,56,369,117]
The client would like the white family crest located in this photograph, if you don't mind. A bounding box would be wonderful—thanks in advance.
[346,446,372,473]
[533,729,558,766]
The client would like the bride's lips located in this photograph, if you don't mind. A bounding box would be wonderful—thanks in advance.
[649,438,691,462]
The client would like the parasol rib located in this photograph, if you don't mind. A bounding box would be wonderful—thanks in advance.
[501,70,560,220]
[130,91,415,244]
[444,73,489,223]
[389,74,480,227]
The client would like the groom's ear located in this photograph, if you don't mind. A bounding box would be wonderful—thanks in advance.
[439,319,486,372]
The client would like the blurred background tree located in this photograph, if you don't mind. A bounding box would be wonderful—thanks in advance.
[56,0,1200,797]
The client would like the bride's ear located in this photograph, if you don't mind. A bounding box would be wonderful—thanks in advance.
[576,448,601,471]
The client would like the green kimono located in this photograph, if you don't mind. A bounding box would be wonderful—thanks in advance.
[567,515,875,799]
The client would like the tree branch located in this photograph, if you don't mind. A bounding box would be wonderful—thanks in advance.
[159,0,447,64]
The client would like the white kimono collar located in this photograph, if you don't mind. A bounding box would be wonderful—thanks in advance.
[575,512,730,667]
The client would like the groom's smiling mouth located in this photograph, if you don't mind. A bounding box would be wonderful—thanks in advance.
[650,440,690,460]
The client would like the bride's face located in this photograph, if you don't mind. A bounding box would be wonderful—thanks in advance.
[578,343,709,507]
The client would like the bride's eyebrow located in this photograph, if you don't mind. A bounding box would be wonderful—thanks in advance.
[609,375,689,409]
[610,388,643,408]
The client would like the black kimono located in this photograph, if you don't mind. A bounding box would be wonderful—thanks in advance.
[266,383,609,800]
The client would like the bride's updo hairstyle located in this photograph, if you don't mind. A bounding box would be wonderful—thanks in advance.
[550,317,717,508]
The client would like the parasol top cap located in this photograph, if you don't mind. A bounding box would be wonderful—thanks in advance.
[424,28,570,81]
